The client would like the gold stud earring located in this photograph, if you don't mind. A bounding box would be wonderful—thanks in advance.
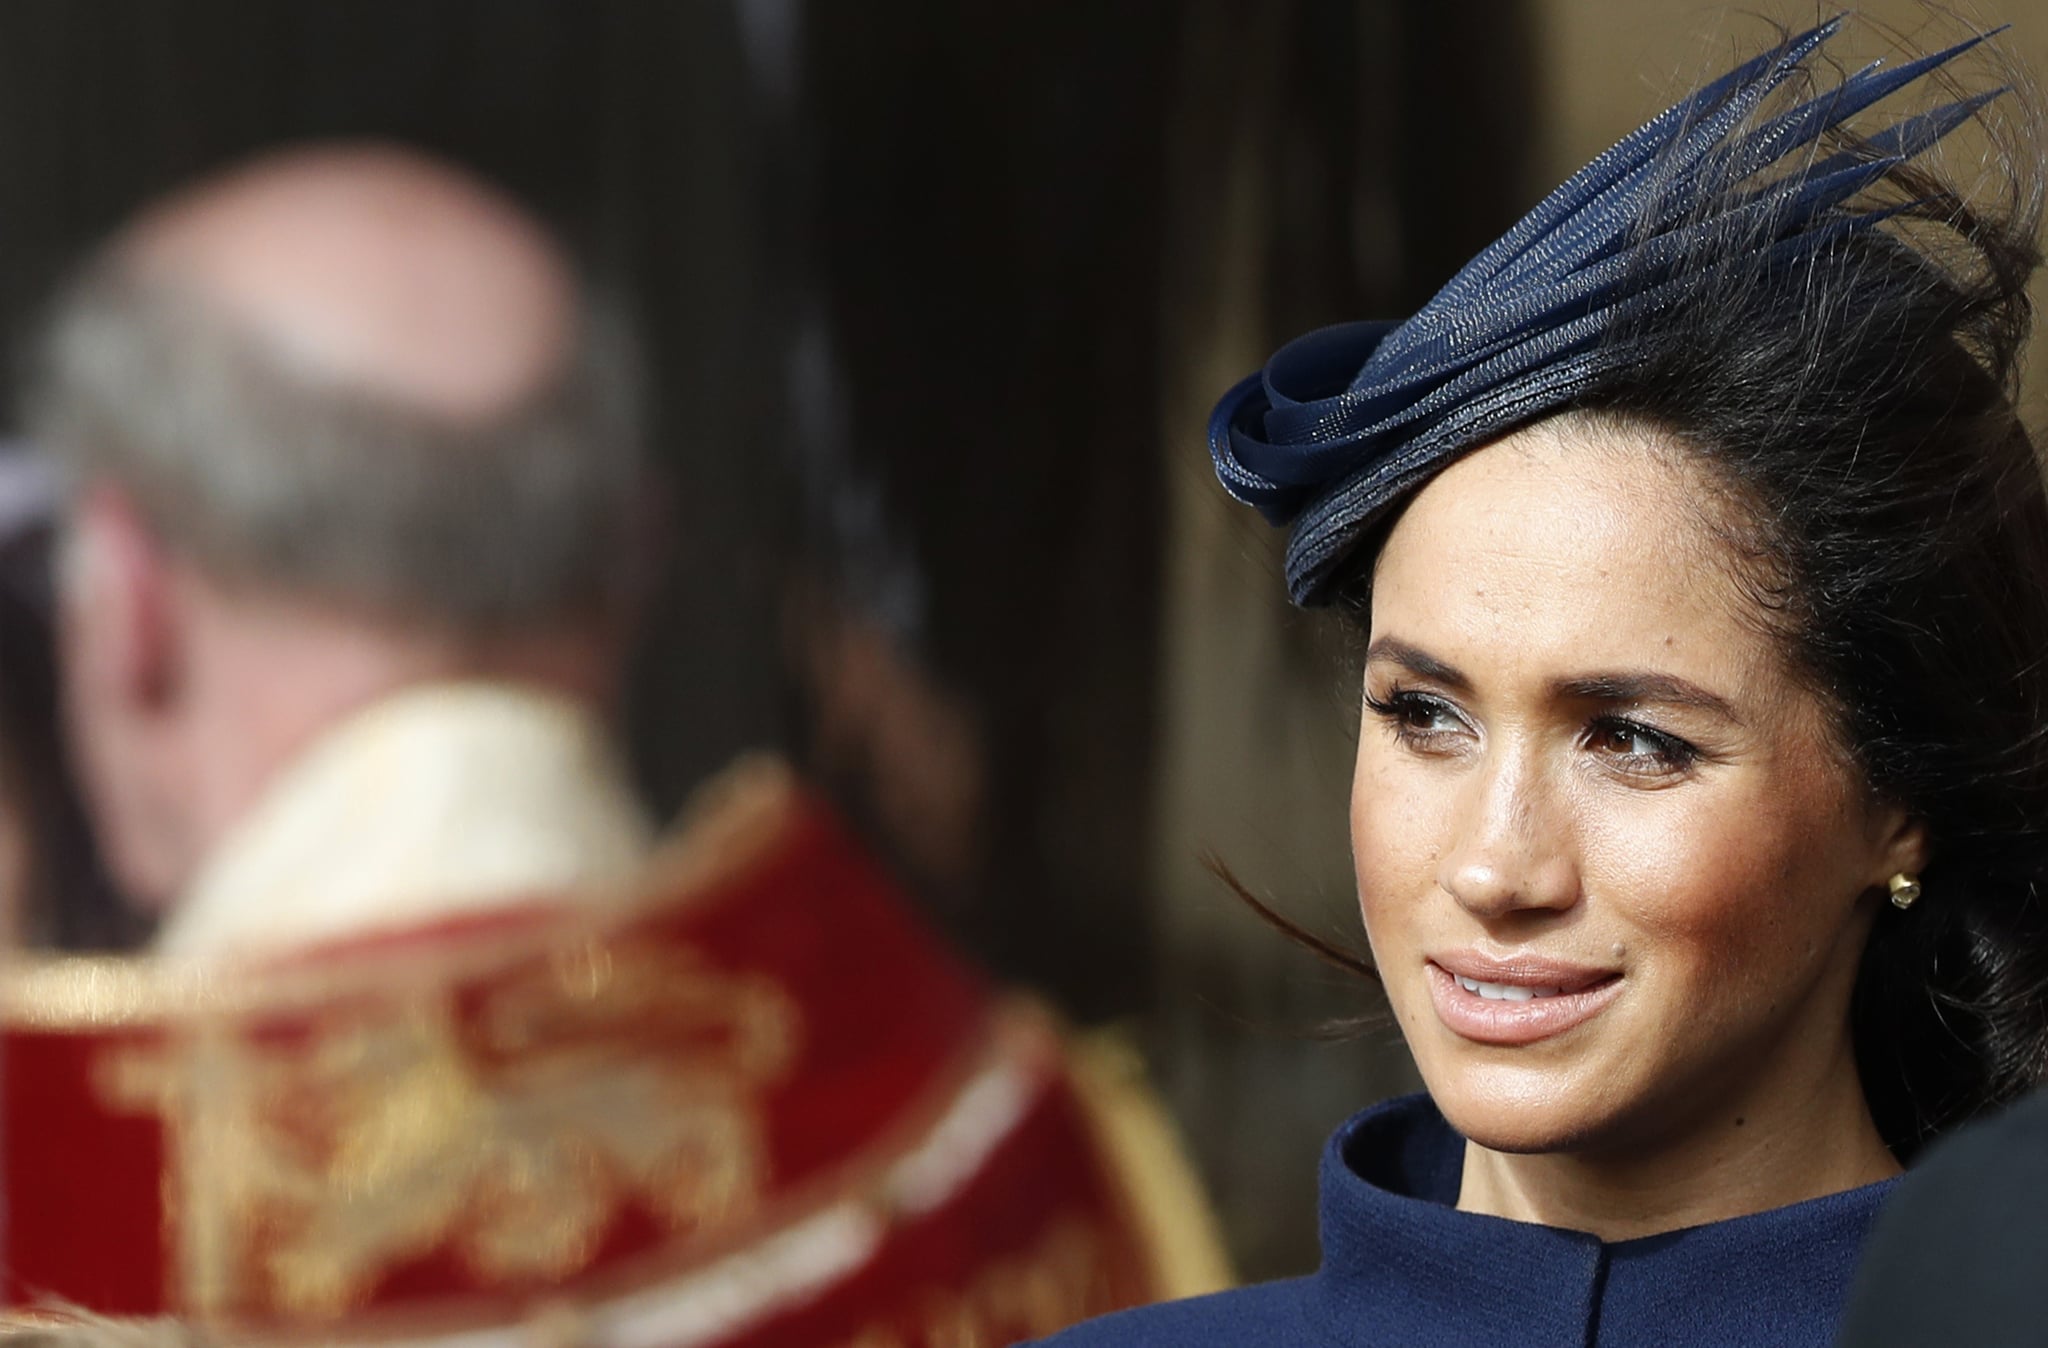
[1888,872,1922,911]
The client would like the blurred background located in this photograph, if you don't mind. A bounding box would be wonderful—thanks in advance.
[0,0,2041,1282]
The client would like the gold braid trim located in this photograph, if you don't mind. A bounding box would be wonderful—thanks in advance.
[1063,1026,1234,1300]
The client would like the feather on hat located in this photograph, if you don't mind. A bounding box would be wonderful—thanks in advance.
[1209,17,2004,605]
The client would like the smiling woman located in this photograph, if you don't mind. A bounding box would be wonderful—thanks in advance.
[1036,14,2048,1348]
[1358,416,1917,1230]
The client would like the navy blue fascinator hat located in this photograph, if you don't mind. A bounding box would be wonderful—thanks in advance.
[1210,17,2004,606]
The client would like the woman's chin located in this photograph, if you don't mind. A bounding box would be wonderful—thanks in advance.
[1421,1065,1623,1156]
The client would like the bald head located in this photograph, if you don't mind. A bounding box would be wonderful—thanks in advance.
[34,139,641,630]
[116,143,577,423]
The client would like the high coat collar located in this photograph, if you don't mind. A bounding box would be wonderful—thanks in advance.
[1304,1093,1898,1348]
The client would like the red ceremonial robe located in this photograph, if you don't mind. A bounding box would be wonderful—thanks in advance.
[3,760,1223,1346]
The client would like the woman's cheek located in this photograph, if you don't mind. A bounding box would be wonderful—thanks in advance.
[1353,769,1453,1021]
[1352,753,1444,914]
[1579,782,1803,1004]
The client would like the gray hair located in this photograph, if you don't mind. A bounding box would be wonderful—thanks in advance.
[28,260,645,630]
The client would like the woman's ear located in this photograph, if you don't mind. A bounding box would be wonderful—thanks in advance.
[1870,803,1930,887]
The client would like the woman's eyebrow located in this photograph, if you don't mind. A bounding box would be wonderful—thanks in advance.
[1556,672,1742,722]
[1363,637,1470,691]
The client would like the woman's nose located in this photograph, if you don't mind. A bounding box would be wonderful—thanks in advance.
[1435,751,1580,919]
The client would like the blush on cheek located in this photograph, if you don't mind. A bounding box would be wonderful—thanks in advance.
[1584,782,1846,1017]
[1351,771,1442,927]
[1352,739,1443,842]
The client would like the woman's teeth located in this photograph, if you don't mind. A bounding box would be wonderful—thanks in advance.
[1455,975,1564,1001]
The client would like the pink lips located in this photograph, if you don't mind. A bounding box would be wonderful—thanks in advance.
[1425,950,1623,1046]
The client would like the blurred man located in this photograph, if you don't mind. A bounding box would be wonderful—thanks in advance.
[36,145,648,953]
[4,145,1223,1344]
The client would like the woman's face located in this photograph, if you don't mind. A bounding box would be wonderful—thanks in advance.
[1355,416,1920,1157]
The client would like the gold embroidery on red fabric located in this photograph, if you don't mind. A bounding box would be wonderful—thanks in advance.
[100,941,799,1321]
[837,1332,909,1348]
[822,1216,1121,1348]
[7,755,801,1031]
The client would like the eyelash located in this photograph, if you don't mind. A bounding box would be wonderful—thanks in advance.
[1363,687,1703,777]
[1363,687,1465,745]
[1585,715,1701,775]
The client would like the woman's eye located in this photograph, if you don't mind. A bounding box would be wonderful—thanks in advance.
[1587,717,1699,775]
[1366,689,1468,745]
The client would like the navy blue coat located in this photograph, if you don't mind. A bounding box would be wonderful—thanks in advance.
[1035,1094,1895,1348]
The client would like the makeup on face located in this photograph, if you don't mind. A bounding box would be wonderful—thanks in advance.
[1423,950,1622,1047]
[1352,417,1898,1163]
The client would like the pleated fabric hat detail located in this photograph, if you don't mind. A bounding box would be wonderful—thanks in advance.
[1209,17,2005,606]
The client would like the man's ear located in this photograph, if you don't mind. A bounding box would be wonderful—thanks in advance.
[62,485,176,710]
